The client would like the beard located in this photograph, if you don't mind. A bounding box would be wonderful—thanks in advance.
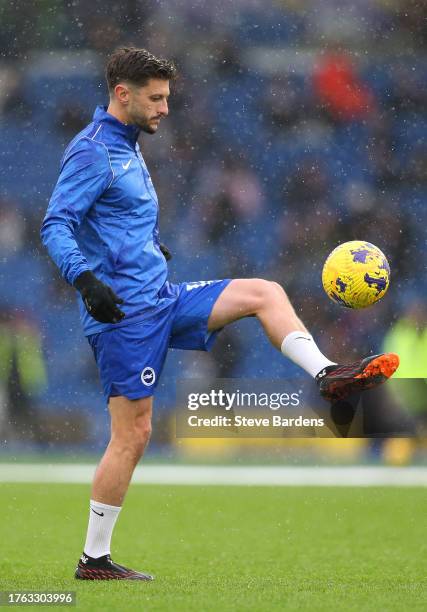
[139,121,157,134]
[132,113,159,134]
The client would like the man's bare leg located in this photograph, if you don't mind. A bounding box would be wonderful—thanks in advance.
[208,278,307,348]
[208,278,335,377]
[208,278,399,397]
[92,396,152,506]
[82,396,152,559]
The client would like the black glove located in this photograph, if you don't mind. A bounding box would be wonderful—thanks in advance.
[160,243,172,261]
[74,271,125,324]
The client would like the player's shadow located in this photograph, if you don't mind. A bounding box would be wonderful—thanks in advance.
[314,385,417,438]
[328,394,361,437]
[311,392,363,438]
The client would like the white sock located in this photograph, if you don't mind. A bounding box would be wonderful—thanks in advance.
[83,499,121,559]
[281,331,336,378]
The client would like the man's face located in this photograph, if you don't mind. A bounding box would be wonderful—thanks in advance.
[126,78,170,134]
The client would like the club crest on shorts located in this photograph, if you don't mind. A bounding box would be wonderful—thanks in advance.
[141,367,156,386]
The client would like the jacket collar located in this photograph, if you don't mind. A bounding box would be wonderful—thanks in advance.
[93,105,140,145]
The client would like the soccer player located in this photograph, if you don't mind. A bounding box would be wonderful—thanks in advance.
[41,47,399,580]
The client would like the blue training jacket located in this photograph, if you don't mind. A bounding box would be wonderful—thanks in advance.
[41,105,172,336]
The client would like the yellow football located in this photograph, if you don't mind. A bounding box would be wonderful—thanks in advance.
[322,241,390,308]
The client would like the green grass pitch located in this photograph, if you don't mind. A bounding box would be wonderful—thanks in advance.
[0,484,426,611]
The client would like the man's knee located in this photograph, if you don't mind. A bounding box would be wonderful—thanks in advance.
[135,417,152,449]
[112,420,151,460]
[270,281,288,298]
[133,421,152,458]
[248,279,282,311]
[109,396,153,460]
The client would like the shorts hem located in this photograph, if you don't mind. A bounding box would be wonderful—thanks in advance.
[169,278,231,351]
[203,279,231,351]
[108,389,155,401]
[204,329,221,351]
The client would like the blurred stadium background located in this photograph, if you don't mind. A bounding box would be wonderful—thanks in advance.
[0,0,426,467]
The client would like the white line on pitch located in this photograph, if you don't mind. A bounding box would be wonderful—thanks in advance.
[0,464,426,486]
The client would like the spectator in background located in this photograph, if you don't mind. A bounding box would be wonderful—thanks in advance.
[56,102,91,138]
[192,155,264,246]
[265,75,308,130]
[369,113,402,189]
[283,156,330,212]
[378,299,427,462]
[0,309,47,442]
[0,68,33,120]
[211,326,244,379]
[313,51,376,123]
[392,0,427,50]
[0,199,25,255]
[214,41,244,78]
[388,60,427,114]
[383,300,427,426]
[402,144,427,187]
[384,300,427,379]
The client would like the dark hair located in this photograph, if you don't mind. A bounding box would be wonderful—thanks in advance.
[106,47,177,92]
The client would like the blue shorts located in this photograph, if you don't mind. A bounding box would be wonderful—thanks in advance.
[88,279,231,401]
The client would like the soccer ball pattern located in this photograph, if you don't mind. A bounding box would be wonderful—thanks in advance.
[322,241,390,309]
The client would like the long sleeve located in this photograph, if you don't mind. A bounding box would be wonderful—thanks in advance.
[40,137,114,285]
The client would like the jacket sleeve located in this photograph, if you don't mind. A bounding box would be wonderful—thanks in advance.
[40,138,114,285]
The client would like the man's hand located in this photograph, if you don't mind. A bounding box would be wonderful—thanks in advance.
[74,271,125,324]
[160,243,172,261]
